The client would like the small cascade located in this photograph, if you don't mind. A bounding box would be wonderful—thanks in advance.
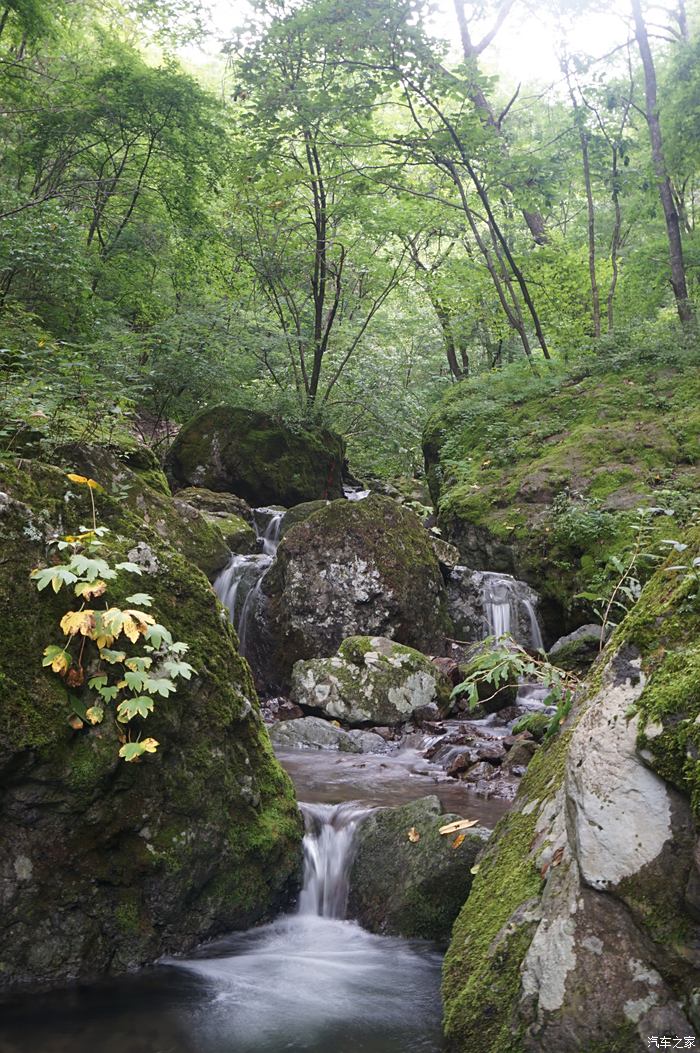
[213,506,285,658]
[343,483,371,502]
[473,570,544,651]
[298,802,372,919]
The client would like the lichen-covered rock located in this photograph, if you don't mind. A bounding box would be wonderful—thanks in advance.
[258,495,451,689]
[0,452,303,992]
[291,636,451,726]
[548,623,605,673]
[269,715,388,753]
[442,527,700,1052]
[165,405,345,507]
[348,796,489,941]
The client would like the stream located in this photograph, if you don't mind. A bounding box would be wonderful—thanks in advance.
[0,795,447,1053]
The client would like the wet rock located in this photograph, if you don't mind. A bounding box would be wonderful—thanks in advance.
[462,760,497,783]
[501,737,539,774]
[259,697,304,724]
[165,405,345,507]
[290,636,451,727]
[430,535,461,572]
[269,716,387,754]
[548,623,605,674]
[260,495,451,688]
[348,796,490,941]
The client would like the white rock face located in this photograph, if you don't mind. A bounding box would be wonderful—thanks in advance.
[566,663,673,890]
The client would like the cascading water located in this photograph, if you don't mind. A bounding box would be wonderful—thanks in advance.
[214,507,285,658]
[298,801,373,919]
[473,570,544,651]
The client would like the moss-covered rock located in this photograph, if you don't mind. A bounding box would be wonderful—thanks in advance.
[175,488,257,552]
[442,527,700,1051]
[348,796,490,941]
[165,406,345,507]
[290,636,451,726]
[0,453,303,991]
[257,495,452,690]
[423,350,700,636]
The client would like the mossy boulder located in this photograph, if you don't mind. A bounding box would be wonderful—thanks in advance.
[0,452,303,992]
[548,623,605,674]
[348,796,490,941]
[257,495,452,690]
[442,527,700,1051]
[175,488,257,553]
[423,348,700,638]
[279,499,331,537]
[291,636,451,726]
[165,406,345,507]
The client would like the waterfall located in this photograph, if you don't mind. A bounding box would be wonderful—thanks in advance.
[298,802,372,919]
[214,507,285,658]
[473,571,544,651]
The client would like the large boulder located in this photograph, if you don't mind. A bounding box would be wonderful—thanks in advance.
[258,495,451,689]
[176,487,257,553]
[548,622,605,673]
[0,451,303,991]
[443,527,700,1052]
[291,636,451,726]
[348,796,490,941]
[165,406,345,507]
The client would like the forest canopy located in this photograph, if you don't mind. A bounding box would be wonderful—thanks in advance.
[0,0,698,477]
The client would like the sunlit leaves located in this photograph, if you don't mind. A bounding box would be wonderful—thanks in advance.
[117,696,154,722]
[42,645,70,675]
[119,738,159,762]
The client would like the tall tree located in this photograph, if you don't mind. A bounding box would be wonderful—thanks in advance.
[631,0,693,325]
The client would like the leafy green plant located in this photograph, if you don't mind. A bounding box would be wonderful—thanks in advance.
[451,636,579,740]
[31,473,194,761]
[659,537,700,611]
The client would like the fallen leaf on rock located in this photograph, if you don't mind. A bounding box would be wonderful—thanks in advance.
[552,846,565,867]
[470,864,481,875]
[452,834,466,849]
[439,819,479,835]
[408,827,420,843]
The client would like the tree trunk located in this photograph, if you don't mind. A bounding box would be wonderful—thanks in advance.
[632,0,693,325]
[566,71,601,337]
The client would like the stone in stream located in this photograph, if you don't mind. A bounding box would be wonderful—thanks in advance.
[269,715,388,753]
[548,622,606,674]
[290,636,452,727]
[348,796,490,941]
[165,405,345,507]
[0,449,303,992]
[260,494,452,689]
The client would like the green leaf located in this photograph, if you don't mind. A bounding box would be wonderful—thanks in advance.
[99,648,127,664]
[69,554,115,582]
[115,561,143,576]
[97,684,120,702]
[124,593,153,607]
[163,659,195,680]
[88,675,108,691]
[144,676,177,698]
[117,695,154,721]
[125,656,152,672]
[119,737,158,761]
[145,623,173,649]
[124,669,148,691]
[31,565,78,592]
[85,705,104,725]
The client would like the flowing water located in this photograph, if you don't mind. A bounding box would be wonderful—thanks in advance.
[473,570,544,651]
[214,508,285,658]
[0,803,445,1053]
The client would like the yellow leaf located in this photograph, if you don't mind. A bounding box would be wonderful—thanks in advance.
[75,579,107,600]
[470,863,481,875]
[439,819,479,836]
[407,827,420,843]
[141,738,159,753]
[50,652,70,675]
[60,610,96,637]
[66,473,89,485]
[452,834,466,849]
[86,478,102,491]
[85,706,104,725]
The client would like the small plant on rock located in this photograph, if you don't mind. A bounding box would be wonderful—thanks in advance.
[31,473,194,762]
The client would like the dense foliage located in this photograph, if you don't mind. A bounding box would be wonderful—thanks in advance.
[0,0,698,476]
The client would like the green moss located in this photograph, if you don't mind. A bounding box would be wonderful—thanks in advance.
[423,348,700,633]
[442,727,573,1050]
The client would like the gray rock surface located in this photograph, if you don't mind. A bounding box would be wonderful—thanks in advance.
[348,796,490,940]
[269,716,388,753]
[290,636,450,726]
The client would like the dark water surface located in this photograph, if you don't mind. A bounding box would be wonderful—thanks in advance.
[0,915,444,1053]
